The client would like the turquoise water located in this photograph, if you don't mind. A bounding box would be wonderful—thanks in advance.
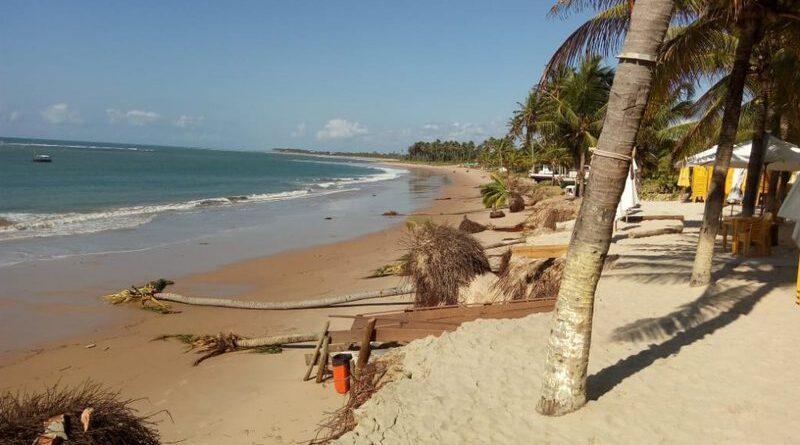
[0,137,400,240]
[0,137,446,268]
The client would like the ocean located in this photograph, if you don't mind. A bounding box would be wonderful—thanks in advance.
[0,137,446,268]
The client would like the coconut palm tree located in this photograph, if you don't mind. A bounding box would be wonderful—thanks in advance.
[691,1,800,285]
[536,55,614,197]
[537,0,676,416]
[479,173,513,209]
[509,87,547,165]
[539,0,798,286]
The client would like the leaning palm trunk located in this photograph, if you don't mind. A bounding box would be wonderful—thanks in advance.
[154,285,413,310]
[742,57,771,217]
[537,0,675,416]
[576,151,586,197]
[690,8,765,286]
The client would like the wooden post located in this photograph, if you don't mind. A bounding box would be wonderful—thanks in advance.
[355,318,376,378]
[315,335,330,383]
[303,321,329,381]
[796,253,800,306]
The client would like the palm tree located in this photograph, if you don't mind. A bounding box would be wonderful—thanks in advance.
[538,0,798,285]
[537,0,676,416]
[537,55,614,196]
[690,1,800,286]
[509,88,547,165]
[479,173,513,209]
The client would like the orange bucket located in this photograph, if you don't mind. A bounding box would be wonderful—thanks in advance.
[332,353,351,394]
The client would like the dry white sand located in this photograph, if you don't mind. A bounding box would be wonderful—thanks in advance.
[335,201,800,444]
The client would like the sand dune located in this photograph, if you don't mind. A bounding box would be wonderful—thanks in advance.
[335,202,800,444]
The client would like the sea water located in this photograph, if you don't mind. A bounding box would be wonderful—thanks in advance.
[0,137,446,267]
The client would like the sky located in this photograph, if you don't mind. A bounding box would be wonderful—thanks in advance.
[0,1,593,152]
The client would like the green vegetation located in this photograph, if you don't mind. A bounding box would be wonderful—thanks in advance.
[479,173,513,209]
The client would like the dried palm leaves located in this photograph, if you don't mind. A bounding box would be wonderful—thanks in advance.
[402,222,490,307]
[0,382,161,445]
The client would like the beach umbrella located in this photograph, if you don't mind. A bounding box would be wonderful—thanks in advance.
[680,136,800,171]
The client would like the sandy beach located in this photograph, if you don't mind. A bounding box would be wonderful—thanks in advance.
[0,163,499,444]
[3,163,797,444]
[334,201,800,444]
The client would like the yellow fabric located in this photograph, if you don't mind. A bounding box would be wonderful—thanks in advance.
[725,168,734,195]
[691,166,713,202]
[677,167,691,187]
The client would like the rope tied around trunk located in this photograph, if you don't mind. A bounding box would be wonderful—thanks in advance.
[591,149,632,162]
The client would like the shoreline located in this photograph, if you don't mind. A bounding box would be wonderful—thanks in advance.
[0,162,447,353]
[0,163,494,444]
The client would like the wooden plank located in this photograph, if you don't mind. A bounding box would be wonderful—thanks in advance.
[511,244,568,259]
[315,335,330,383]
[355,318,376,378]
[330,327,447,344]
[302,321,330,381]
[331,298,557,344]
[346,298,556,330]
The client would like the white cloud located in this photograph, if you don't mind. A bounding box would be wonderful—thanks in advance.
[291,122,307,138]
[106,108,160,126]
[317,118,369,140]
[41,103,83,124]
[174,114,204,128]
[418,119,505,142]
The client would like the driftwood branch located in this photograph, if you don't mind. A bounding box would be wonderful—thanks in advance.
[155,285,413,310]
[483,239,527,250]
[625,224,684,239]
[623,214,684,222]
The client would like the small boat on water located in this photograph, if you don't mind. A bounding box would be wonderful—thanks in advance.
[32,154,52,163]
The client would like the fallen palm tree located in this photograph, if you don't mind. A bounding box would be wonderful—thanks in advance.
[402,222,490,307]
[0,381,160,445]
[624,223,684,239]
[155,332,319,365]
[105,281,413,312]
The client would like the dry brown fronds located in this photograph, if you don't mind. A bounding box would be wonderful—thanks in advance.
[458,216,487,234]
[366,262,405,278]
[103,279,176,314]
[493,255,565,301]
[310,355,403,444]
[153,332,241,365]
[0,381,161,445]
[402,222,490,307]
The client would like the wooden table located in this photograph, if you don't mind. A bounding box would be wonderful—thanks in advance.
[721,216,759,255]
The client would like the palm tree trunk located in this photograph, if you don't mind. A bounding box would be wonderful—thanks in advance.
[742,57,770,216]
[154,285,413,310]
[690,8,764,286]
[577,150,586,197]
[537,0,675,416]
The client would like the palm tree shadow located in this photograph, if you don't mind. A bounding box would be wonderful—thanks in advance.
[587,282,775,401]
[586,248,795,402]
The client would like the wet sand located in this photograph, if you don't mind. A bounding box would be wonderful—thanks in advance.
[0,163,496,444]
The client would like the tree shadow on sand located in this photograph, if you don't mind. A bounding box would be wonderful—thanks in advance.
[586,243,795,401]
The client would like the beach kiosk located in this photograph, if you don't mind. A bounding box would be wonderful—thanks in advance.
[679,135,800,204]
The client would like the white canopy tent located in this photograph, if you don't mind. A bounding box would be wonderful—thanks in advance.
[680,135,800,171]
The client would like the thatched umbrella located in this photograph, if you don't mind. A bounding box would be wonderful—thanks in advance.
[402,222,490,307]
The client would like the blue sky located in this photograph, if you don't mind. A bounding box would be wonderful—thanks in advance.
[0,1,592,152]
